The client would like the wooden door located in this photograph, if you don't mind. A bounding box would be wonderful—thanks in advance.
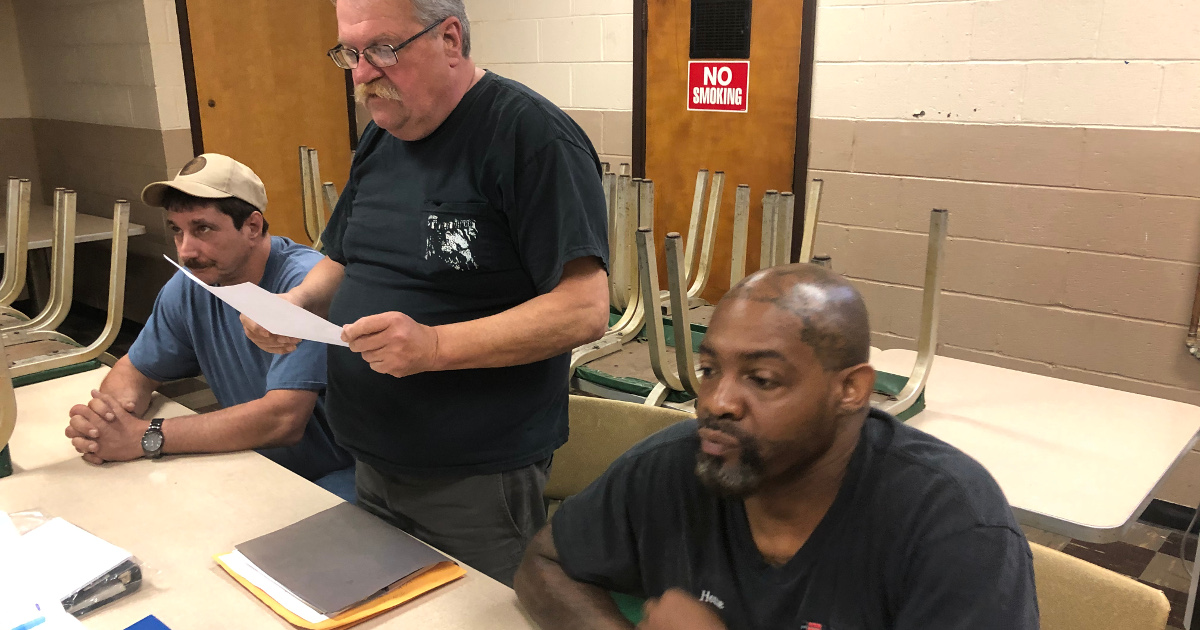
[184,0,352,245]
[643,0,805,302]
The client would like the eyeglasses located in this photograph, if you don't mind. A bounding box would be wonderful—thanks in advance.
[327,19,445,70]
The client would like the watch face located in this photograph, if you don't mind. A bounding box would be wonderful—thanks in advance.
[142,430,164,453]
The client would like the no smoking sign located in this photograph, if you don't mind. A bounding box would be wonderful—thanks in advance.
[687,60,750,113]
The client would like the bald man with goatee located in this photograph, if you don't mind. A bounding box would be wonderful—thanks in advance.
[516,265,1039,630]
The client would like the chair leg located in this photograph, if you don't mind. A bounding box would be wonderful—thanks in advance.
[877,208,949,419]
[299,146,318,243]
[759,190,779,271]
[682,169,709,287]
[609,175,632,311]
[638,226,685,396]
[799,178,824,265]
[686,171,725,300]
[0,326,18,453]
[8,201,130,376]
[665,234,701,396]
[775,191,795,267]
[0,178,31,307]
[729,184,751,287]
[5,189,76,334]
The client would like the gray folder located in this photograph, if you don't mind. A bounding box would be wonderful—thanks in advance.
[235,503,453,614]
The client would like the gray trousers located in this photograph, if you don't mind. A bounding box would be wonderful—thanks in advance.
[354,458,551,587]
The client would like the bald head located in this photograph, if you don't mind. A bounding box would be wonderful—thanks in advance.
[722,264,871,372]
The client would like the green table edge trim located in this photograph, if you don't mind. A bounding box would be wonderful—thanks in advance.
[607,312,707,350]
[611,592,644,625]
[13,360,103,388]
[872,370,925,422]
[575,365,696,404]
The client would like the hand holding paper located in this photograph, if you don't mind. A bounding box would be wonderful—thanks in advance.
[241,304,302,355]
[164,255,349,348]
[342,311,440,378]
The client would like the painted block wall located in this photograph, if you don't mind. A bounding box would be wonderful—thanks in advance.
[806,0,1200,504]
[13,0,188,131]
[808,0,1200,404]
[7,0,195,320]
[463,0,634,167]
[0,0,40,199]
[0,0,30,119]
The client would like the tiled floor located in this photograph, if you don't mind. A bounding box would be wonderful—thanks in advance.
[1024,522,1195,629]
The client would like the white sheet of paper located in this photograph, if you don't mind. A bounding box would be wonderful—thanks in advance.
[164,255,349,347]
[19,517,133,603]
[0,512,46,629]
[219,551,329,624]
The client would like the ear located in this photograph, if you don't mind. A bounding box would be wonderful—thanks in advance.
[441,17,465,60]
[243,211,265,238]
[834,363,875,415]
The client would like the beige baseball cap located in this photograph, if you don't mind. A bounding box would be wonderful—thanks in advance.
[141,153,268,211]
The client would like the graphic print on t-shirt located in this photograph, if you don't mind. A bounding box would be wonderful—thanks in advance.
[698,589,726,610]
[424,213,479,270]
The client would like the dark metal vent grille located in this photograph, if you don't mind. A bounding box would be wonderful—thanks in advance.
[690,0,752,59]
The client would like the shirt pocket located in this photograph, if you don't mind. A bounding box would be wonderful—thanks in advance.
[421,201,518,274]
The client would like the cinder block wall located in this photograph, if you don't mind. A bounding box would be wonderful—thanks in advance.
[11,0,194,321]
[809,0,1200,413]
[0,0,41,201]
[463,0,634,168]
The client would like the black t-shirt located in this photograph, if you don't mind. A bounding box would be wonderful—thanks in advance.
[553,410,1040,630]
[321,71,608,477]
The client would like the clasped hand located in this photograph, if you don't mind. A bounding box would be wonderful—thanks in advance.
[64,390,149,464]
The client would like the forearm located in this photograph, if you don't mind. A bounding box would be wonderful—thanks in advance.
[99,356,160,417]
[161,390,314,454]
[514,532,633,630]
[288,257,345,317]
[434,289,607,371]
[433,258,609,371]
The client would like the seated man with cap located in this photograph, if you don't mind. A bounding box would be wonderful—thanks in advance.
[515,264,1038,630]
[64,153,355,500]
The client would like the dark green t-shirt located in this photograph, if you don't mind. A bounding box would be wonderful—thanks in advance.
[321,71,608,477]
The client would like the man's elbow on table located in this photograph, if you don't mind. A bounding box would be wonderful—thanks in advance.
[259,390,317,448]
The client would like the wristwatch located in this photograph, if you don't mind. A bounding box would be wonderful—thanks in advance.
[141,418,165,459]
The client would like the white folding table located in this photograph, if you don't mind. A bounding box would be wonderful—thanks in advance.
[0,367,539,630]
[872,348,1200,543]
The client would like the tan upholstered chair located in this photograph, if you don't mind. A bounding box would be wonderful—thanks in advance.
[1032,542,1170,630]
[546,395,692,503]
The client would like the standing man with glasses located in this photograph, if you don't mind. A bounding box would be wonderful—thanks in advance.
[242,0,610,585]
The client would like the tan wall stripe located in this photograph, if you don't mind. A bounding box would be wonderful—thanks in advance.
[809,116,1200,401]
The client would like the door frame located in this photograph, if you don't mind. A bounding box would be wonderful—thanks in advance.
[632,0,820,264]
[174,0,203,155]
